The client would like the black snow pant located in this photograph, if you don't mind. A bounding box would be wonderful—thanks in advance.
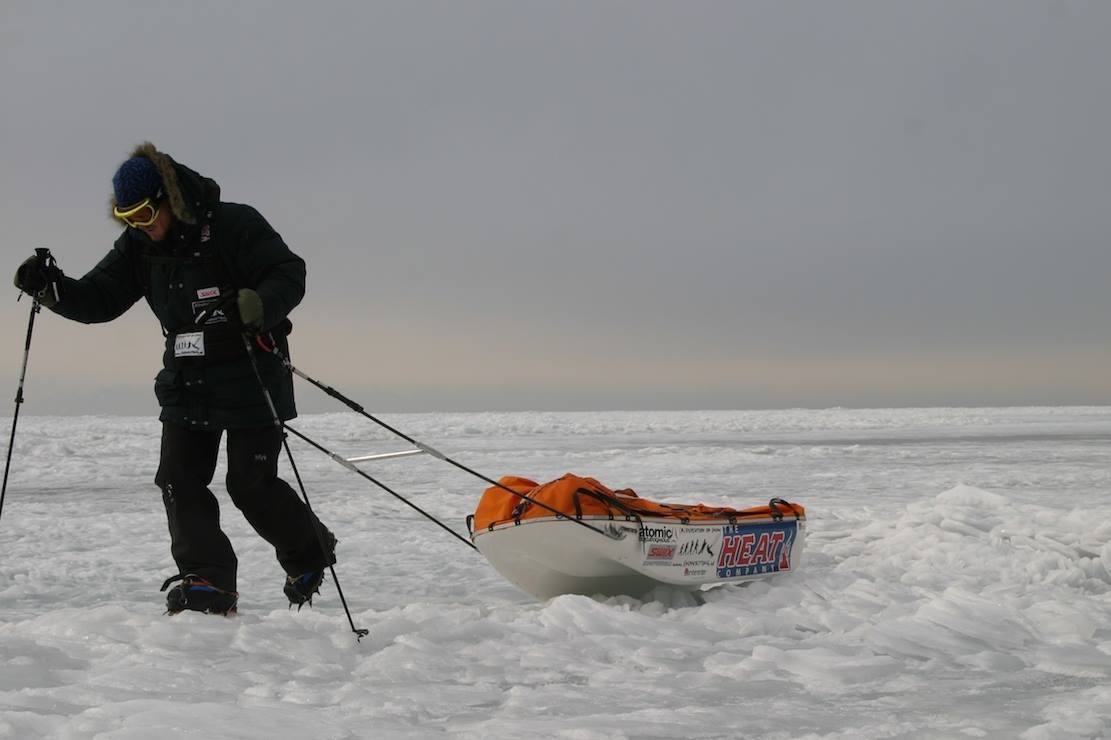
[154,421,335,592]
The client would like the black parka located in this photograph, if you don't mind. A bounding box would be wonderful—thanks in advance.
[51,144,304,430]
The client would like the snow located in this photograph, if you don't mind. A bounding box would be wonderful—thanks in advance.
[2,406,1111,738]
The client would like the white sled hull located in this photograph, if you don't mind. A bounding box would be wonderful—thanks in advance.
[473,515,805,600]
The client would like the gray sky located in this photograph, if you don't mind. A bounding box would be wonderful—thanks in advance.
[2,1,1109,414]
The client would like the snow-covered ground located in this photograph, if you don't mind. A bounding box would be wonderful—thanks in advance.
[2,407,1111,739]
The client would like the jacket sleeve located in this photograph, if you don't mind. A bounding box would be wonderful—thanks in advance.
[50,237,144,324]
[225,205,306,330]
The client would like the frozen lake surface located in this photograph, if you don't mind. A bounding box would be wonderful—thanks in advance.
[2,407,1111,738]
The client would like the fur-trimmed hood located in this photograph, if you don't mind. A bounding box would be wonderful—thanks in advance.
[109,142,220,226]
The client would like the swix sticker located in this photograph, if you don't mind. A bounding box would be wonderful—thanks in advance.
[644,545,676,565]
[716,522,796,578]
[197,287,220,300]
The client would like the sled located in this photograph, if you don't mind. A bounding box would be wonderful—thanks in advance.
[466,474,806,600]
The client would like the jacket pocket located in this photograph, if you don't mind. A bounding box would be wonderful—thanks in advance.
[153,368,182,407]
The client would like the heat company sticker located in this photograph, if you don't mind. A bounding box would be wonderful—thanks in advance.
[716,521,796,578]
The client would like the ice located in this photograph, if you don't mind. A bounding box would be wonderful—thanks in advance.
[1,407,1111,737]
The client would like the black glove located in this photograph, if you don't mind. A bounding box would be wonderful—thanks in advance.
[14,251,63,307]
[236,288,264,332]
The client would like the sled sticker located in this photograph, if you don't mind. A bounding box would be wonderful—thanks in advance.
[671,532,718,569]
[677,538,715,559]
[197,286,220,300]
[716,522,796,578]
[638,524,676,544]
[643,544,676,566]
[174,331,205,358]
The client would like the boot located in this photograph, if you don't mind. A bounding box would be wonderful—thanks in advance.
[162,574,238,615]
[284,531,336,609]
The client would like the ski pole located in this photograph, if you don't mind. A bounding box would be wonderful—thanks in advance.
[241,335,369,641]
[1,248,57,526]
[0,298,42,526]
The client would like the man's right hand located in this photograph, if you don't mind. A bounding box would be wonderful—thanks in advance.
[14,252,62,306]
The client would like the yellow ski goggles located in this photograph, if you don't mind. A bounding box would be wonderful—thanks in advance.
[113,197,162,228]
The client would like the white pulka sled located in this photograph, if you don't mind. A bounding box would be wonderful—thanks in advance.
[345,447,808,601]
[465,474,806,600]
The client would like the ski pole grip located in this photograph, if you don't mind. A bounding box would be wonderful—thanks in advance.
[34,249,60,305]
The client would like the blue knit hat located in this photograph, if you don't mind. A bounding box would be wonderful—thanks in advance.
[112,156,163,207]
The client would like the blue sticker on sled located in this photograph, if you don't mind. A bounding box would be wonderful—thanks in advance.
[716,521,796,578]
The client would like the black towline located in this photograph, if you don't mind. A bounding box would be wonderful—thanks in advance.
[264,345,615,542]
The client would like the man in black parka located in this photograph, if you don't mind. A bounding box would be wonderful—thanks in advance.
[13,142,335,615]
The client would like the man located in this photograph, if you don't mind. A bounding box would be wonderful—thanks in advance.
[13,142,336,615]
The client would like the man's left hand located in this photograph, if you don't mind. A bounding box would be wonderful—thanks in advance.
[237,288,264,332]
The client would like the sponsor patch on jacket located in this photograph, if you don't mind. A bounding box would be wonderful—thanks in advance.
[197,287,220,300]
[174,331,205,358]
[191,299,228,325]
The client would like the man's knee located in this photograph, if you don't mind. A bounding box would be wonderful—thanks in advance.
[225,466,272,508]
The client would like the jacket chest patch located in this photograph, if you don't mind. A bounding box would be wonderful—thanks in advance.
[192,286,228,326]
[192,298,229,325]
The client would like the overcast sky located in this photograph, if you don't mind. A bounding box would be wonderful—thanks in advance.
[1,1,1109,414]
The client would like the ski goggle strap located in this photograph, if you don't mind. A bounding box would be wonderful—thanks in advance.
[112,197,161,228]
